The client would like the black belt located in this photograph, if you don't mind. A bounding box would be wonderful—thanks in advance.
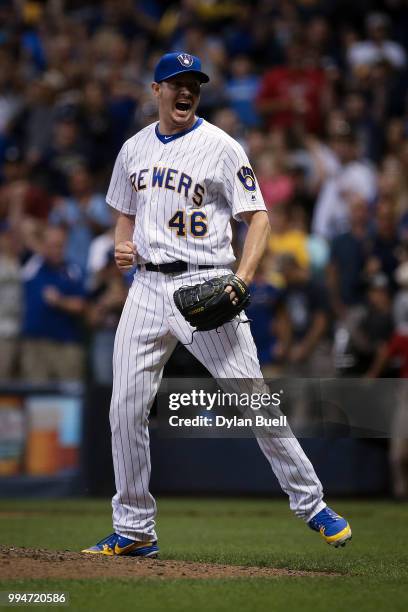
[140,261,214,274]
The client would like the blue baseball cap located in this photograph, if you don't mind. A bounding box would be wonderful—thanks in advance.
[154,52,210,84]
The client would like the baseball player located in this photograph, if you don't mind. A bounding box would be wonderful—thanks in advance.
[82,52,351,558]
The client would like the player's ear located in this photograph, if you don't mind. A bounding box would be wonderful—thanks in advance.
[151,82,160,98]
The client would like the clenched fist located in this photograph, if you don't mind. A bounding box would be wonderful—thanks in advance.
[115,241,136,271]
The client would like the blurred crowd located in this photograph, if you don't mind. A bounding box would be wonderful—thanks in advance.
[1,0,408,387]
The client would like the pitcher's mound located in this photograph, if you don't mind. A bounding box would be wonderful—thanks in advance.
[0,546,338,580]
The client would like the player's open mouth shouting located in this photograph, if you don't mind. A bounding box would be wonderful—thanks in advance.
[175,98,193,114]
[154,75,201,131]
[170,85,197,125]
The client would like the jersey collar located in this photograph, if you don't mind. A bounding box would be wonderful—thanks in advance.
[155,117,203,144]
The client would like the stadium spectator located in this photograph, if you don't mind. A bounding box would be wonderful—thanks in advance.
[305,16,339,69]
[225,55,260,128]
[36,109,92,196]
[20,226,86,383]
[367,261,408,378]
[78,80,115,175]
[87,248,128,385]
[348,12,406,72]
[223,3,258,59]
[211,108,244,146]
[256,149,295,209]
[0,145,52,261]
[378,155,408,222]
[268,205,309,270]
[274,253,333,430]
[10,76,59,168]
[276,254,332,378]
[363,262,408,499]
[384,118,406,157]
[335,274,394,377]
[0,146,51,226]
[86,228,115,290]
[365,57,408,123]
[49,164,112,274]
[328,195,372,318]
[0,224,22,380]
[367,199,400,292]
[0,50,22,137]
[343,89,383,163]
[393,261,408,334]
[256,39,327,135]
[245,128,269,160]
[247,253,289,377]
[312,122,377,240]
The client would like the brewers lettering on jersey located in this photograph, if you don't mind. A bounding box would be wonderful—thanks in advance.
[82,52,352,557]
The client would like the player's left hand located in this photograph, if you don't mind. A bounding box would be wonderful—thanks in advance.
[226,272,251,306]
[224,284,239,306]
[174,273,251,332]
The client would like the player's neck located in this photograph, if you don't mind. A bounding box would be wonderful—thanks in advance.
[158,115,198,136]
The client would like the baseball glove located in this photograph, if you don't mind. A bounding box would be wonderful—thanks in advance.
[173,274,250,332]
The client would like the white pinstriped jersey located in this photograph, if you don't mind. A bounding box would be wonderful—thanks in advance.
[106,118,266,265]
[105,118,325,542]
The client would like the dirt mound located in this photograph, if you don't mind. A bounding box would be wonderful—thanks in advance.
[0,546,337,580]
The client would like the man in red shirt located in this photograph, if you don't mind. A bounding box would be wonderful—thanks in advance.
[256,41,327,134]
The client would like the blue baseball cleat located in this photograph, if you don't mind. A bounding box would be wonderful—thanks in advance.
[82,533,159,558]
[308,507,352,548]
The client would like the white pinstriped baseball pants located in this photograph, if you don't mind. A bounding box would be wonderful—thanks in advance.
[110,268,325,541]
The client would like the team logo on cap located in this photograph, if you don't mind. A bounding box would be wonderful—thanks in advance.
[177,53,194,67]
[237,166,256,192]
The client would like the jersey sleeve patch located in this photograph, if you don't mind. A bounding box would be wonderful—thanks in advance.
[237,166,256,192]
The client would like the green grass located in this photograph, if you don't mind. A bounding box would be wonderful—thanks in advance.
[0,498,407,611]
